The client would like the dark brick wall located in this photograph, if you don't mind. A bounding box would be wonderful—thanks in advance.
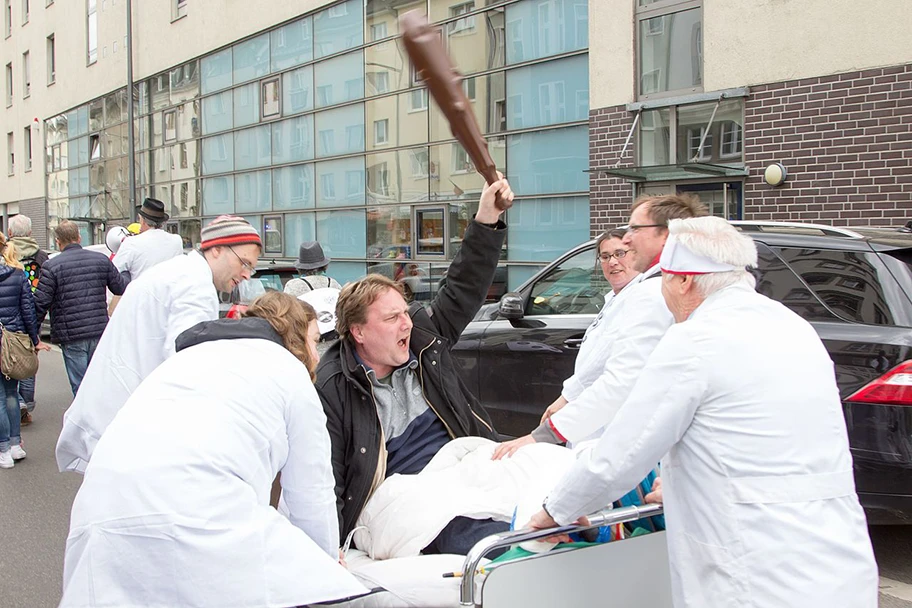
[743,64,912,225]
[14,198,49,249]
[589,105,636,237]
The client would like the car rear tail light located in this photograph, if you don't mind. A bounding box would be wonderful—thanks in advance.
[846,360,912,406]
[226,304,247,319]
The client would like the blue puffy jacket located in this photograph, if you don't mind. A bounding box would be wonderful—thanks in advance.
[0,262,39,345]
[33,244,127,344]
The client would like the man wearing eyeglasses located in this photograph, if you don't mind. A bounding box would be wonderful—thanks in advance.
[494,194,708,457]
[56,215,262,474]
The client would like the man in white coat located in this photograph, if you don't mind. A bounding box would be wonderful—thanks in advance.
[56,215,262,473]
[113,198,184,281]
[529,217,878,607]
[494,194,708,457]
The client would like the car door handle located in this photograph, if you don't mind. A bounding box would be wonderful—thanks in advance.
[564,338,584,348]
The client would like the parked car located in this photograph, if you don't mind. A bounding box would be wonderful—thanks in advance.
[219,261,299,318]
[453,221,912,524]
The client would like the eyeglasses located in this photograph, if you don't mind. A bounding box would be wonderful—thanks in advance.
[598,249,628,262]
[228,247,257,276]
[627,223,667,233]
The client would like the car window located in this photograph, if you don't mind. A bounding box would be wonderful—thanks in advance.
[752,243,835,322]
[776,247,911,327]
[526,246,608,316]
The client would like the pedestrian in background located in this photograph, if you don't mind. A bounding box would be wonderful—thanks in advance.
[113,198,183,282]
[7,214,49,425]
[284,241,342,297]
[33,221,127,396]
[0,233,48,469]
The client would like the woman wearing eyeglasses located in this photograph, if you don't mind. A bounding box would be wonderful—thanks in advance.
[493,229,639,460]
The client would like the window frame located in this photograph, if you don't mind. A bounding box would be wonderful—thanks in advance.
[46,33,55,84]
[21,50,29,98]
[635,0,702,101]
[4,62,11,106]
[86,0,97,65]
[23,124,31,171]
[373,118,388,146]
[260,76,281,120]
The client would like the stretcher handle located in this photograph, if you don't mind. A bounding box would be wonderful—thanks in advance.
[458,503,665,606]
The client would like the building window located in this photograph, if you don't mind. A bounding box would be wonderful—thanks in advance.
[463,78,475,101]
[4,0,10,38]
[172,0,187,21]
[373,119,388,145]
[4,63,11,106]
[23,125,31,171]
[449,2,475,35]
[636,1,701,98]
[320,173,335,199]
[366,71,390,95]
[7,132,14,174]
[639,98,743,167]
[46,34,55,84]
[21,50,29,97]
[451,143,473,173]
[21,0,26,23]
[87,0,97,64]
[720,120,742,159]
[369,22,387,41]
[686,127,710,161]
[163,109,177,142]
[261,77,280,119]
[89,133,101,160]
[409,148,428,177]
[408,88,428,112]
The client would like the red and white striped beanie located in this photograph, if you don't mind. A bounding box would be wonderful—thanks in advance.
[200,215,262,251]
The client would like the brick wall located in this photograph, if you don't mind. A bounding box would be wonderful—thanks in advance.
[744,64,912,226]
[589,105,636,237]
[16,198,49,249]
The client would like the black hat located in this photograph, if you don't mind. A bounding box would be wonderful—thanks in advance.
[137,198,169,223]
[295,241,330,271]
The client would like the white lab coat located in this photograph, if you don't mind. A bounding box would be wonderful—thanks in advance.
[114,228,184,280]
[61,338,367,608]
[550,265,674,443]
[546,283,878,608]
[56,251,219,473]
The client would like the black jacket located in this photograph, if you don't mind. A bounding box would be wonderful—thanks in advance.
[315,220,504,543]
[0,263,39,345]
[34,244,127,344]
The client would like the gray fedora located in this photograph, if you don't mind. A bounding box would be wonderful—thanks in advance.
[295,241,331,271]
[137,197,169,223]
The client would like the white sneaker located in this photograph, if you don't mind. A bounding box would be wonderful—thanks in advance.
[0,451,13,469]
[10,445,26,460]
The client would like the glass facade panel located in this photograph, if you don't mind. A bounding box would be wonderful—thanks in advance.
[170,61,200,105]
[507,126,588,195]
[151,147,172,184]
[314,0,363,59]
[233,34,270,84]
[104,90,125,126]
[151,74,171,112]
[89,98,104,132]
[367,204,411,259]
[675,99,742,164]
[507,196,588,261]
[272,115,315,164]
[284,212,317,257]
[69,136,88,166]
[638,8,702,96]
[367,0,425,40]
[331,261,367,285]
[271,17,313,72]
[366,149,429,204]
[235,170,272,213]
[202,176,235,215]
[429,72,505,141]
[315,104,365,158]
[445,7,505,75]
[201,48,233,94]
[505,0,588,64]
[364,39,412,95]
[283,65,314,114]
[233,82,259,128]
[273,164,315,210]
[507,265,544,291]
[639,107,671,166]
[76,106,89,136]
[366,91,430,150]
[234,125,271,171]
[316,209,367,258]
[178,101,201,141]
[506,54,588,130]
[314,50,364,108]
[316,156,365,207]
[202,90,233,135]
[201,134,234,174]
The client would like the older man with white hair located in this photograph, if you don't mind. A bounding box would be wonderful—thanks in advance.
[529,216,878,607]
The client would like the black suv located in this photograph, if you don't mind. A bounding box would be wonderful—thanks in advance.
[218,261,299,318]
[453,222,912,524]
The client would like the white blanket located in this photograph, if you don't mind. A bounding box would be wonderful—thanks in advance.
[353,437,576,560]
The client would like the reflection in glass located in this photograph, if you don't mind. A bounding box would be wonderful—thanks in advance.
[283,66,314,114]
[639,8,702,96]
[272,115,314,165]
[314,0,363,59]
[429,72,505,141]
[505,0,588,64]
[506,196,589,262]
[428,136,505,203]
[506,126,588,195]
[284,212,317,257]
[367,204,411,260]
[233,34,270,84]
[316,209,367,258]
[235,170,272,213]
[314,51,364,108]
[104,89,126,126]
[675,99,742,164]
[271,17,313,72]
[89,99,104,132]
[639,107,671,166]
[201,48,232,94]
[151,147,172,184]
[365,38,412,95]
[151,74,170,112]
[202,90,232,135]
[180,219,201,248]
[201,134,234,175]
[264,215,284,254]
[506,55,588,130]
[366,92,429,151]
[178,101,201,141]
[202,176,235,215]
[366,149,429,203]
[273,164,315,210]
[315,104,365,158]
[366,0,425,40]
[234,125,272,171]
[170,61,199,105]
[444,6,504,75]
[316,157,365,207]
[234,83,259,128]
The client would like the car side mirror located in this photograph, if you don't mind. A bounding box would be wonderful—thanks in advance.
[498,292,524,320]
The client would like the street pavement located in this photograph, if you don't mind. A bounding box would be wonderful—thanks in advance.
[0,348,910,607]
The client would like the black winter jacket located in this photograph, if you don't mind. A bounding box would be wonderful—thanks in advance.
[34,244,127,344]
[0,263,39,345]
[315,220,504,543]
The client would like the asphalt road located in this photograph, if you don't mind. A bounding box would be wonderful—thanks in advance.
[0,348,910,607]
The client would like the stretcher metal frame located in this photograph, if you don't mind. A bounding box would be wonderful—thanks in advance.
[459,503,665,606]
